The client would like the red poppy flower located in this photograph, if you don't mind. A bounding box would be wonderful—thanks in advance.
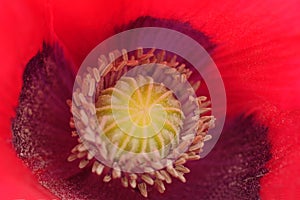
[1,0,300,199]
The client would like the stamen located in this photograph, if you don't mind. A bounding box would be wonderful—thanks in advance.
[160,170,172,184]
[103,174,112,183]
[121,176,129,188]
[138,183,148,198]
[129,175,137,188]
[177,172,186,183]
[141,174,154,186]
[175,165,190,174]
[155,179,166,193]
[79,159,89,169]
[96,163,104,175]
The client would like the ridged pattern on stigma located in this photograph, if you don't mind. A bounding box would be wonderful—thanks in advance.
[67,48,215,198]
[96,75,184,155]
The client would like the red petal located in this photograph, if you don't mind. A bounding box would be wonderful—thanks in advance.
[0,1,54,198]
[0,0,51,138]
[51,0,124,67]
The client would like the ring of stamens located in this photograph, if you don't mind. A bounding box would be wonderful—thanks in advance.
[68,48,215,198]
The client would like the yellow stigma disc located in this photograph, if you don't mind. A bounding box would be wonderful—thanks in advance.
[96,75,184,155]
